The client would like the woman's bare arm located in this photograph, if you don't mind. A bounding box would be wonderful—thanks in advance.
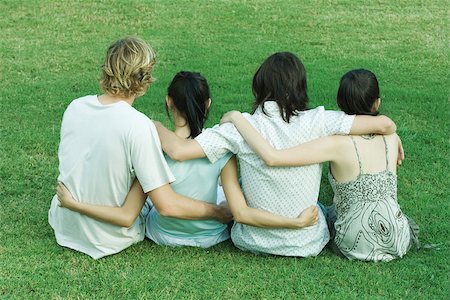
[56,179,146,228]
[220,111,342,167]
[57,179,232,226]
[350,115,396,135]
[220,155,318,228]
[153,121,205,161]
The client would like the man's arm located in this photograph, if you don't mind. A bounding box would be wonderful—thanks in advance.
[220,156,318,228]
[147,184,232,223]
[153,121,205,161]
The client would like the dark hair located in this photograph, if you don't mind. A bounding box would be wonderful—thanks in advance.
[252,52,309,123]
[337,69,380,116]
[166,71,210,138]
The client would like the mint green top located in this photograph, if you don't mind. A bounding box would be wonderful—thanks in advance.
[148,153,232,238]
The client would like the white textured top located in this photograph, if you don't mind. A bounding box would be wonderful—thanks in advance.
[196,102,355,256]
[48,95,175,259]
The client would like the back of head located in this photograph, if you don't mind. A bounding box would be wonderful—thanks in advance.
[167,71,210,138]
[100,37,156,98]
[337,69,380,115]
[252,52,309,123]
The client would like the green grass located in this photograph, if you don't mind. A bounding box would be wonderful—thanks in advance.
[1,0,448,299]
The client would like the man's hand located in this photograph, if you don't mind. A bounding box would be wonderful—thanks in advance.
[296,205,319,228]
[215,203,233,224]
[56,182,78,210]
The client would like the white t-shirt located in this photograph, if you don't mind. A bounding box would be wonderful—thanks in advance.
[48,95,175,259]
[195,102,355,257]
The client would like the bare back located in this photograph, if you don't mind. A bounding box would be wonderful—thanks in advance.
[330,134,398,183]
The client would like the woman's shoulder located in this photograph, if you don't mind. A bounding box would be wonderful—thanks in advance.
[377,133,399,151]
[383,133,399,141]
[298,106,325,116]
[382,133,400,159]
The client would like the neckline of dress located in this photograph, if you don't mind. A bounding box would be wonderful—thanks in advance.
[329,169,396,186]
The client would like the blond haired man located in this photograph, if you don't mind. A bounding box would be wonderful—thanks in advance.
[48,37,231,259]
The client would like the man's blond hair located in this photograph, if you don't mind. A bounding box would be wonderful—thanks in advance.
[100,37,156,98]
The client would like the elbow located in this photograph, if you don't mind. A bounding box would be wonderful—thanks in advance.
[156,205,171,217]
[233,213,244,224]
[380,117,396,135]
[263,153,279,167]
[264,157,277,167]
[119,215,136,228]
[166,147,186,162]
[232,209,248,225]
[156,202,177,218]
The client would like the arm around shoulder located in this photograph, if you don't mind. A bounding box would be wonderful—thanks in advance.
[350,115,396,135]
[222,111,341,167]
[153,121,205,161]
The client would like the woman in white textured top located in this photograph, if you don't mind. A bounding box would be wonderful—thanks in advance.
[220,69,419,261]
[155,53,399,257]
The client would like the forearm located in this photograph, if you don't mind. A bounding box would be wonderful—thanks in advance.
[161,195,221,220]
[56,180,145,227]
[66,201,135,227]
[229,112,335,167]
[233,206,304,229]
[149,184,225,222]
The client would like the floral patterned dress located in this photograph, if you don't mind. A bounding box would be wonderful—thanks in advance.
[328,136,411,262]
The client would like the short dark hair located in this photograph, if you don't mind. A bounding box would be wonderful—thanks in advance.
[167,71,210,139]
[252,52,309,123]
[337,69,380,116]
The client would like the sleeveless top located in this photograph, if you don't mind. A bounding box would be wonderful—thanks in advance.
[147,153,232,242]
[328,136,411,262]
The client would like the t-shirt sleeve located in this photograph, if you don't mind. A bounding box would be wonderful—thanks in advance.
[195,123,243,164]
[129,118,175,193]
[215,152,234,171]
[322,109,355,136]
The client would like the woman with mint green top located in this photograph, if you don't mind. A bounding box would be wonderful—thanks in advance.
[57,71,320,249]
[147,153,232,247]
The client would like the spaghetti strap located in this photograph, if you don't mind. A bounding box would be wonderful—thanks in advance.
[350,136,363,173]
[382,136,389,170]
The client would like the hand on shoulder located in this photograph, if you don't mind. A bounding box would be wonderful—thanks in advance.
[220,111,242,125]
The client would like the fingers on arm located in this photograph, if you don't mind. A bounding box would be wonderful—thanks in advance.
[148,184,219,220]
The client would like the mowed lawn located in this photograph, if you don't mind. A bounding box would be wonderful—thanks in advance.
[0,0,448,299]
